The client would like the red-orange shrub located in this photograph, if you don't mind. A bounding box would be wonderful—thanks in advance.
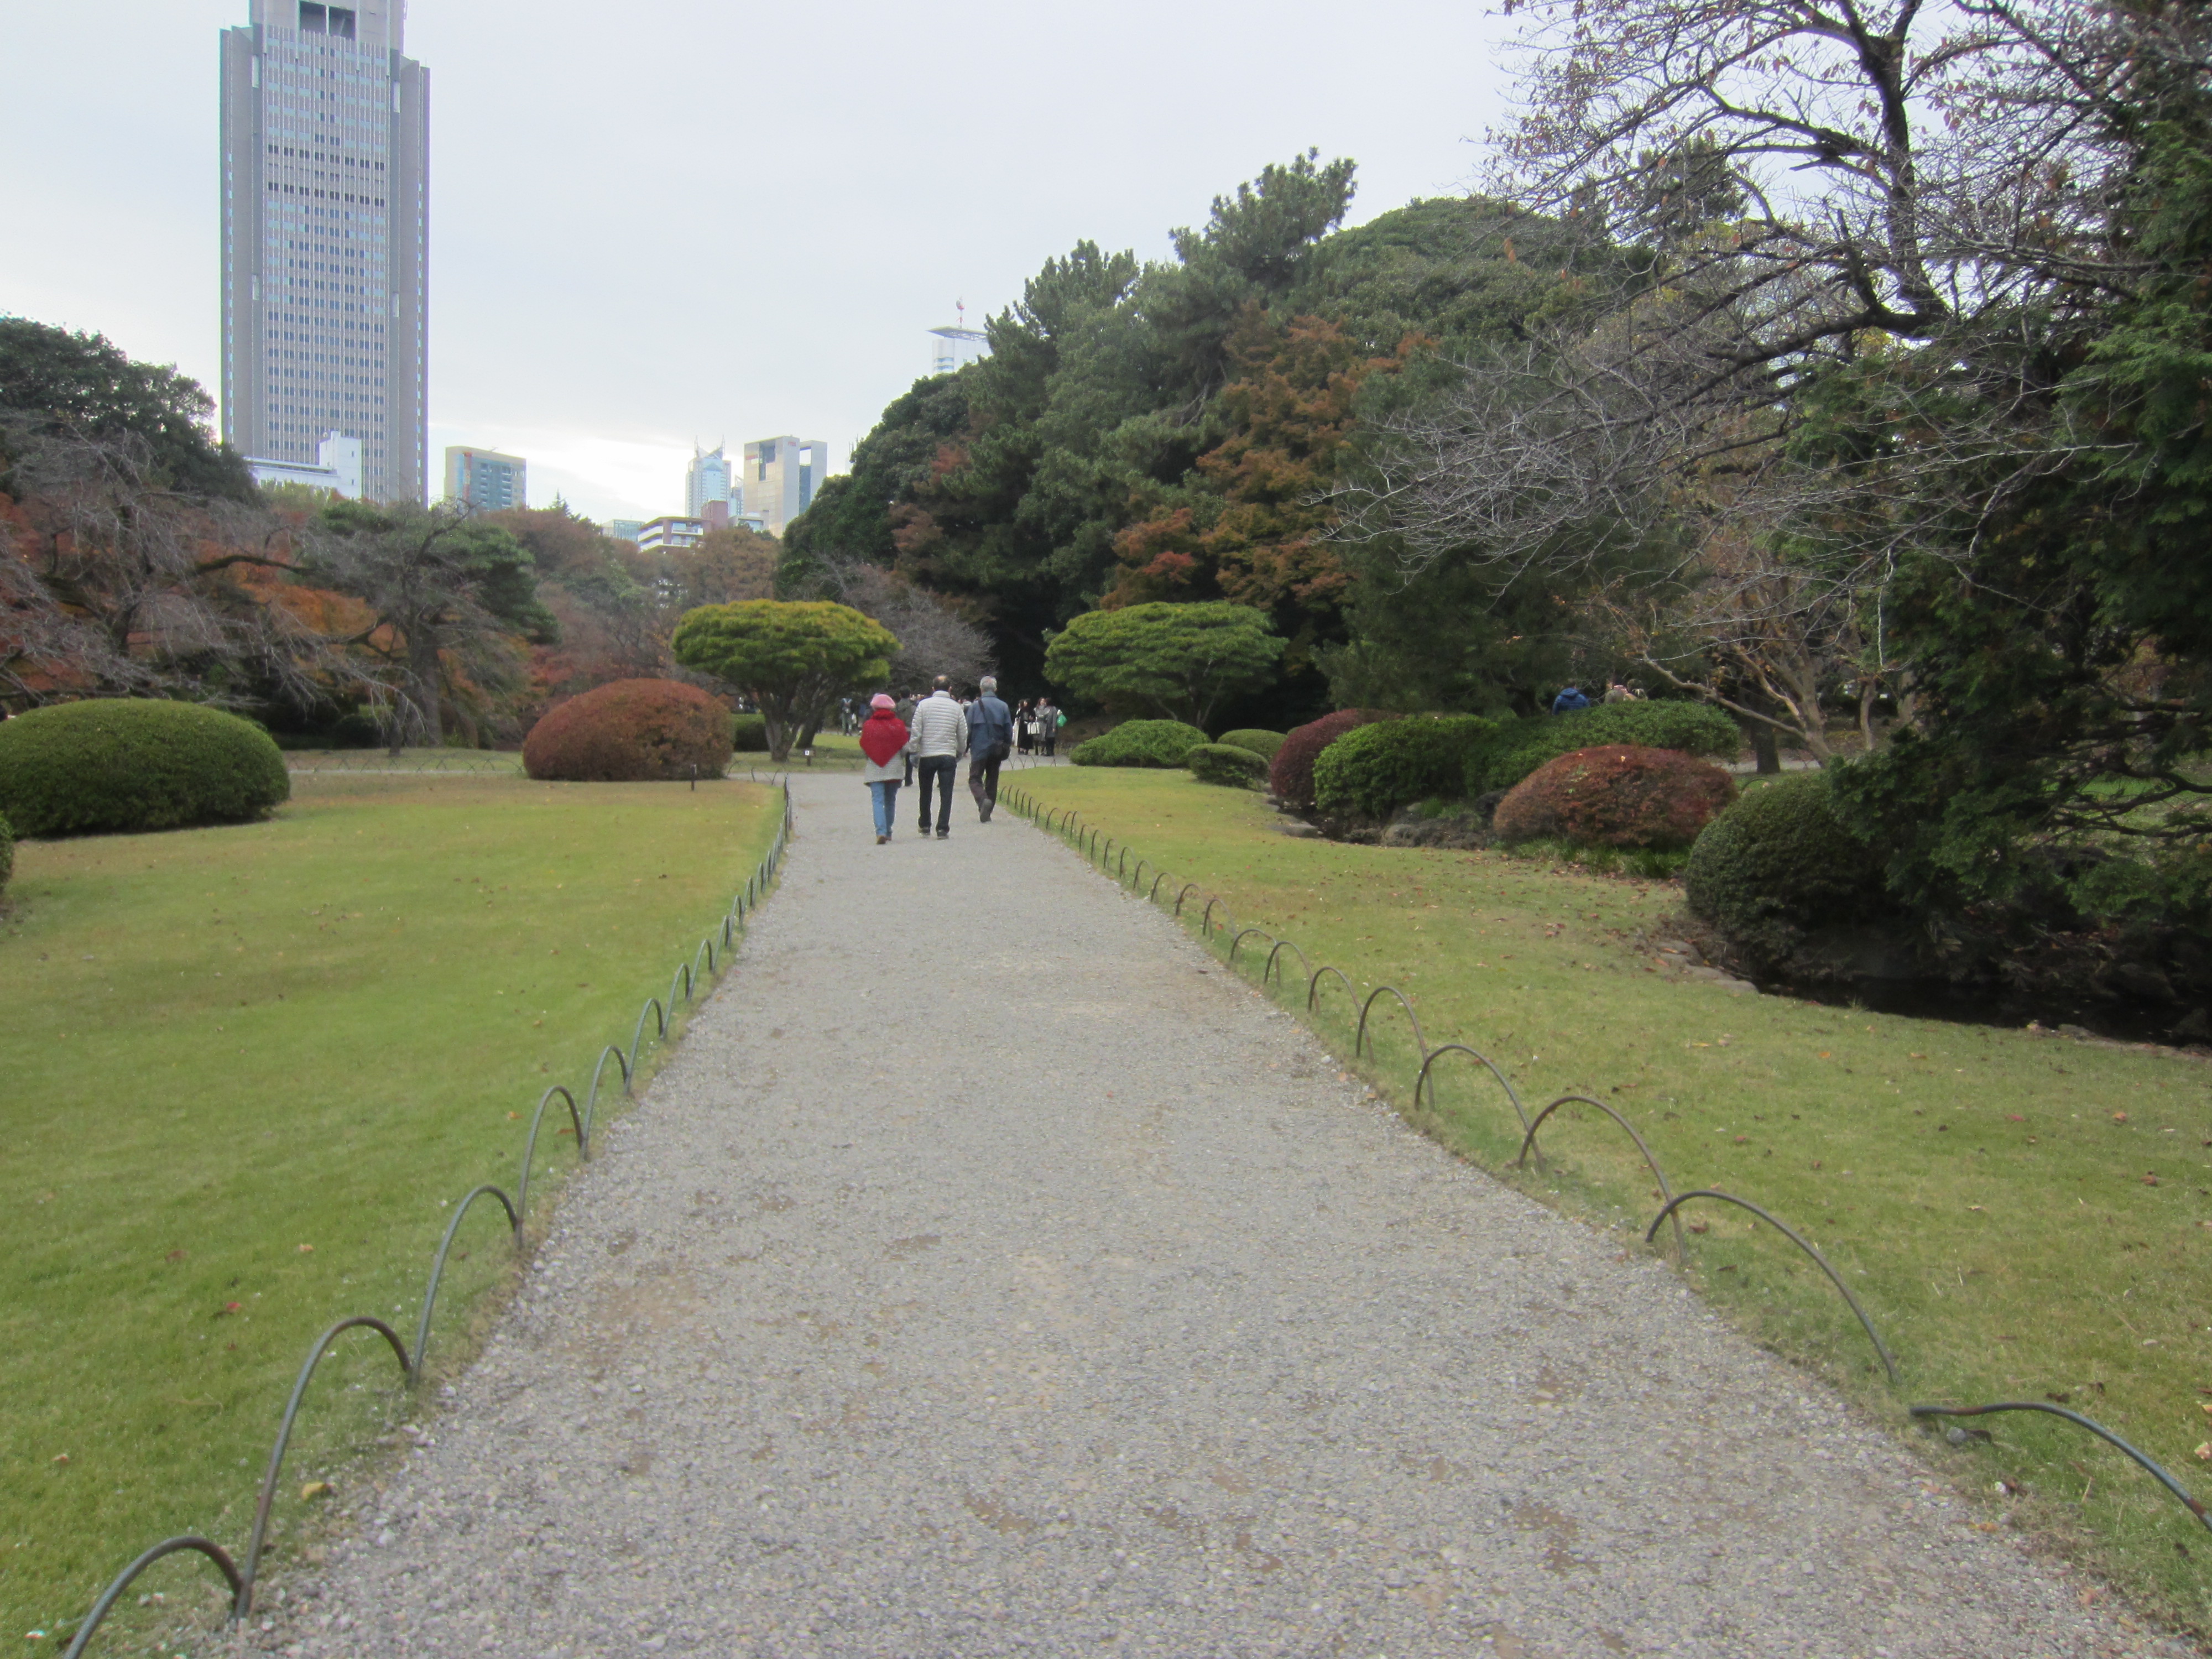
[523,678,733,782]
[1269,708,1392,810]
[1492,745,1736,850]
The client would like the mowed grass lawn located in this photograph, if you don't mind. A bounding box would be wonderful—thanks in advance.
[0,774,782,1635]
[1006,765,2212,1629]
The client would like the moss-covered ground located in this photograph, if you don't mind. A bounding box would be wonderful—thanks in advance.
[0,775,783,1639]
[1003,765,2212,1634]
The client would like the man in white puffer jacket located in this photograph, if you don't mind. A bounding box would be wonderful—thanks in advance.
[909,676,969,839]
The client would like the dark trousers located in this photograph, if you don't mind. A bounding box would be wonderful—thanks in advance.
[968,753,1002,818]
[915,755,958,833]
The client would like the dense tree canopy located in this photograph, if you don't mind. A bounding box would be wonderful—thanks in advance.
[1043,601,1284,728]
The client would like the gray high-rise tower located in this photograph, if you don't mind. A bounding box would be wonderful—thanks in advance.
[220,2,428,504]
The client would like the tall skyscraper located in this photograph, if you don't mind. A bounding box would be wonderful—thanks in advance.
[743,437,827,536]
[686,444,732,521]
[220,2,429,504]
[442,445,525,512]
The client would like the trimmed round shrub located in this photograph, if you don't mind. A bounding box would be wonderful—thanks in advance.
[1468,701,1742,793]
[1215,728,1287,761]
[1267,709,1394,811]
[1186,743,1270,789]
[1494,745,1737,851]
[1684,770,1889,958]
[0,700,289,836]
[1312,714,1500,820]
[523,679,734,782]
[1068,719,1209,768]
[731,712,770,753]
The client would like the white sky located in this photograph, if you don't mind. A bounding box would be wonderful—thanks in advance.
[4,0,1515,524]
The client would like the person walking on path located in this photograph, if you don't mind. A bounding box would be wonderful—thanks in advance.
[909,676,967,838]
[966,675,1013,822]
[856,694,910,844]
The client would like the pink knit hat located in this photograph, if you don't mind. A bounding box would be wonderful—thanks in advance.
[869,693,896,711]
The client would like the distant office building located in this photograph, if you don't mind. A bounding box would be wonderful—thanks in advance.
[928,324,988,375]
[686,444,733,520]
[443,446,526,512]
[603,518,645,543]
[247,430,362,497]
[635,515,705,552]
[219,0,430,503]
[743,437,827,536]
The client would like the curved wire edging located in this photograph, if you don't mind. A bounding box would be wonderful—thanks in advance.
[1645,1191,1899,1384]
[62,782,797,1652]
[1413,1044,1530,1135]
[1262,938,1312,988]
[1908,1403,2212,1532]
[1517,1094,1682,1253]
[241,1316,414,1611]
[1354,985,1427,1062]
[60,1537,244,1659]
[1227,927,1275,967]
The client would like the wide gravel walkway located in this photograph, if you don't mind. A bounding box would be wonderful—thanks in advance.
[258,774,2185,1658]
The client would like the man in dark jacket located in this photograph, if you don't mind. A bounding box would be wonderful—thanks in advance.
[1551,684,1593,714]
[966,676,1014,822]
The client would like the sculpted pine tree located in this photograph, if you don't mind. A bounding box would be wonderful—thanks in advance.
[1042,602,1284,728]
[670,599,897,762]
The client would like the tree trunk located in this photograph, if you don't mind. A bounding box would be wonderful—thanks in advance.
[404,630,444,753]
[1748,722,1781,774]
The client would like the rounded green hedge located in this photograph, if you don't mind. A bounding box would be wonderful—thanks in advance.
[1186,743,1270,789]
[1684,771,1888,959]
[0,700,290,836]
[1069,719,1210,768]
[1215,728,1286,761]
[1268,709,1394,810]
[1311,714,1499,820]
[731,712,770,753]
[1469,702,1741,793]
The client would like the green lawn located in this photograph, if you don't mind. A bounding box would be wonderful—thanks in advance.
[1005,767,2212,1630]
[0,775,782,1636]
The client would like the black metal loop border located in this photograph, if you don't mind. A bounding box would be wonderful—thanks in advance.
[993,780,2212,1543]
[60,780,797,1652]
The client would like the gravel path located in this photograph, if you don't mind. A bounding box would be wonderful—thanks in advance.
[255,775,2188,1658]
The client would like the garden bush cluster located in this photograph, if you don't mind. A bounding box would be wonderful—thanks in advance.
[1215,728,1286,761]
[1069,719,1210,768]
[1493,745,1736,851]
[1186,743,1270,789]
[522,679,734,782]
[0,699,290,836]
[731,713,770,753]
[1268,709,1393,809]
[1311,714,1499,820]
[1468,702,1741,794]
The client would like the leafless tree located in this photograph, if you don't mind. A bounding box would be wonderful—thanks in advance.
[1344,0,2199,753]
[0,421,362,712]
[797,555,997,692]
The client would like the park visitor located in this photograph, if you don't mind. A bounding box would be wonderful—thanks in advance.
[967,675,1014,823]
[1015,700,1035,755]
[909,676,968,838]
[1603,681,1632,703]
[1552,684,1593,714]
[857,693,910,844]
[1036,698,1061,757]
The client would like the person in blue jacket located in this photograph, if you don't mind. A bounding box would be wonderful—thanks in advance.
[1551,684,1593,714]
[965,676,1014,822]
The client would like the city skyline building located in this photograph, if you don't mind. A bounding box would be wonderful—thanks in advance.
[219,0,429,503]
[685,443,733,521]
[743,436,826,536]
[634,514,705,553]
[928,301,988,375]
[247,430,361,497]
[442,445,525,512]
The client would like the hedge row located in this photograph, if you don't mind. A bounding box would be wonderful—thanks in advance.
[1187,743,1270,789]
[1470,702,1741,793]
[1311,714,1499,820]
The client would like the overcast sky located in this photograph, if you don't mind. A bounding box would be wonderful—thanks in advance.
[5,0,1516,524]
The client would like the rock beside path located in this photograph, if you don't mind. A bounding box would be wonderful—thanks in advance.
[250,777,2187,1658]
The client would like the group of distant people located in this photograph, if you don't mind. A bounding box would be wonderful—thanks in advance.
[854,677,1027,843]
[1549,681,1644,714]
[1013,698,1062,757]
